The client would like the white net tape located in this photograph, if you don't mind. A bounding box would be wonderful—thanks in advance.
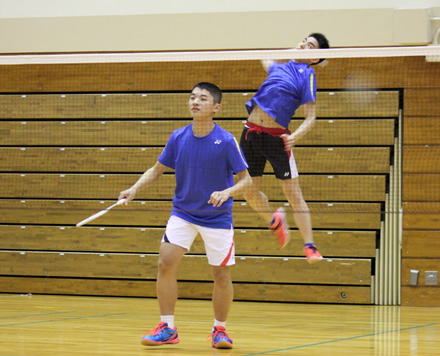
[1,45,440,65]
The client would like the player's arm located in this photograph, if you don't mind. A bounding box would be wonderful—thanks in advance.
[118,161,169,204]
[281,101,316,151]
[208,169,252,207]
[261,59,275,73]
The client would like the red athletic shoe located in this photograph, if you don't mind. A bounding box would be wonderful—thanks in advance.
[304,244,323,264]
[269,208,290,248]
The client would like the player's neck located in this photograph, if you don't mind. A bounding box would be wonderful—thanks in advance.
[192,119,215,137]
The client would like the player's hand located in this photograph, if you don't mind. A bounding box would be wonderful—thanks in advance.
[208,191,231,207]
[118,187,136,205]
[281,134,297,151]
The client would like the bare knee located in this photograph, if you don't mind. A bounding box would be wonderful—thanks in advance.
[211,267,232,287]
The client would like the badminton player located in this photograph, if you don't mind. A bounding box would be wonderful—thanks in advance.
[119,82,251,349]
[240,33,330,263]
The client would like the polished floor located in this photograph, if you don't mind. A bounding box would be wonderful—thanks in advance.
[0,293,438,355]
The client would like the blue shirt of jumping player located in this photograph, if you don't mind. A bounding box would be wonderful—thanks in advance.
[158,123,248,229]
[245,61,317,129]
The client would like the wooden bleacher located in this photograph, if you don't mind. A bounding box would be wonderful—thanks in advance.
[0,57,406,304]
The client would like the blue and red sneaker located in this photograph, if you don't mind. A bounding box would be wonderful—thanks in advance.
[209,326,233,349]
[141,322,180,346]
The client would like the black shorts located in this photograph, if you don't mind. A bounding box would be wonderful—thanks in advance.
[240,125,299,180]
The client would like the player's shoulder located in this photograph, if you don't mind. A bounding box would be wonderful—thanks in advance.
[171,123,192,137]
[213,123,236,141]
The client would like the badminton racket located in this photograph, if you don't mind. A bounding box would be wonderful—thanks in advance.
[76,198,127,227]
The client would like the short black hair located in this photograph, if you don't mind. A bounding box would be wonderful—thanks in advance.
[192,82,222,104]
[309,32,330,65]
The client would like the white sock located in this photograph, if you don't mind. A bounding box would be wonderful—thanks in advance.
[214,319,227,329]
[161,315,175,329]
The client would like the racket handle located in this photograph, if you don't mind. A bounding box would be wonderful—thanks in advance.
[76,198,127,227]
[76,210,108,227]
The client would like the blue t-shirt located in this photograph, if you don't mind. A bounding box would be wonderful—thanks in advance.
[158,123,248,229]
[246,61,317,129]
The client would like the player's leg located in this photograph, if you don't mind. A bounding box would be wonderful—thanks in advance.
[156,242,186,316]
[141,216,197,346]
[280,177,323,263]
[211,265,233,322]
[210,265,234,349]
[199,225,234,349]
[240,125,273,222]
[243,176,273,223]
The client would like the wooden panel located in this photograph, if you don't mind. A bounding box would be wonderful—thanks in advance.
[0,251,371,285]
[403,147,440,173]
[0,93,249,119]
[402,231,440,258]
[404,118,440,145]
[0,173,386,201]
[404,88,440,117]
[402,258,440,286]
[289,119,395,146]
[0,276,371,304]
[0,147,391,174]
[0,57,405,93]
[315,57,405,89]
[403,56,440,89]
[0,61,266,93]
[0,199,382,229]
[403,203,440,230]
[403,174,440,201]
[401,286,440,307]
[0,119,396,146]
[0,91,399,119]
[294,147,390,173]
[0,225,377,258]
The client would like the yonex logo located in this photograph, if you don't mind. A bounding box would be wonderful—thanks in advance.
[284,172,290,177]
[214,140,222,144]
[299,69,304,73]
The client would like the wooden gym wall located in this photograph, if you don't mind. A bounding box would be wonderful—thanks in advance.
[0,56,438,306]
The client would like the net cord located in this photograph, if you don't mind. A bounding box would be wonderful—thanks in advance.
[1,45,440,65]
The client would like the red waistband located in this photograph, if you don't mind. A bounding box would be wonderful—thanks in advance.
[245,121,291,137]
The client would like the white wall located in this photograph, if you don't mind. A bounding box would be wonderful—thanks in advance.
[0,0,439,53]
[2,0,440,17]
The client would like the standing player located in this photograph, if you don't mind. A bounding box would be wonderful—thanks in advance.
[119,82,251,349]
[240,33,330,263]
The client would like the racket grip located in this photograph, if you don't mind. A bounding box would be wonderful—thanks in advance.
[76,210,108,227]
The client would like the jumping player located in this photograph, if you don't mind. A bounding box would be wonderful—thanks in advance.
[240,33,330,264]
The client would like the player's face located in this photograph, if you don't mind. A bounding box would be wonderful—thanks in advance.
[296,36,320,50]
[188,88,221,119]
[294,36,320,65]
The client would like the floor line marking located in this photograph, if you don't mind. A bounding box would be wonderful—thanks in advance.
[242,322,439,355]
[0,312,127,327]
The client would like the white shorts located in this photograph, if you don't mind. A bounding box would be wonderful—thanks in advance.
[162,215,235,266]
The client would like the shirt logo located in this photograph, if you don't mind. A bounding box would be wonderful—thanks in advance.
[299,69,304,73]
[214,140,222,144]
[284,172,290,177]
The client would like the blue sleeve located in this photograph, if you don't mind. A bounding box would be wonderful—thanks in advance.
[226,136,248,174]
[158,133,176,169]
[301,70,317,104]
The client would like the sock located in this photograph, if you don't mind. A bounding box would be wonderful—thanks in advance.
[214,319,227,329]
[160,315,175,329]
[304,243,315,248]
